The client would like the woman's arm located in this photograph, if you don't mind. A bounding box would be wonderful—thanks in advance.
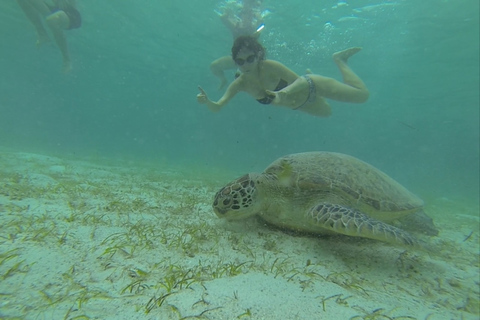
[262,60,309,108]
[197,79,241,113]
[210,56,237,90]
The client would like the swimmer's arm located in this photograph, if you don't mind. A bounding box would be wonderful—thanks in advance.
[197,79,241,112]
[219,10,238,34]
[210,56,237,90]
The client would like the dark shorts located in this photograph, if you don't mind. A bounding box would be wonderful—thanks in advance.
[47,3,82,29]
[64,6,81,29]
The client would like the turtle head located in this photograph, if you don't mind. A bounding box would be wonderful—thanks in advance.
[213,173,261,219]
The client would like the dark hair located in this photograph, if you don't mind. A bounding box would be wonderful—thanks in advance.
[231,36,266,61]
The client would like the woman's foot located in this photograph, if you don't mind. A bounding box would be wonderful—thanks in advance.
[333,47,362,63]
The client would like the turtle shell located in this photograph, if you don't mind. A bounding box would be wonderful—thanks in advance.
[260,152,423,218]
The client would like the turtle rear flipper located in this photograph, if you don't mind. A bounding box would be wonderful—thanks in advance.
[307,203,418,246]
[396,209,439,236]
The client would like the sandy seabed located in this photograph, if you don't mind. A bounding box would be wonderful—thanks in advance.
[0,149,478,320]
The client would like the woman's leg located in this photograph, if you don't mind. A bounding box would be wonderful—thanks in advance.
[269,48,369,108]
[46,11,72,72]
[313,47,369,103]
[17,0,51,46]
[298,97,332,117]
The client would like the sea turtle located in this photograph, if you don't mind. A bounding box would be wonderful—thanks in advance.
[213,152,438,246]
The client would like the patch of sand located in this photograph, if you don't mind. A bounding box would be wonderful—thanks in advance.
[0,150,478,319]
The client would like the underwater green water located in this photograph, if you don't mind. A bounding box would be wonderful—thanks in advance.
[0,0,478,202]
[0,2,478,317]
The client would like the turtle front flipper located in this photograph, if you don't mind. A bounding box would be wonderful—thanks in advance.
[307,203,417,246]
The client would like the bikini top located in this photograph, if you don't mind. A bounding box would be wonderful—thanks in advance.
[257,79,288,105]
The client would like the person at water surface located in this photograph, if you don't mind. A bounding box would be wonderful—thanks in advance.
[197,36,369,117]
[219,0,265,39]
[210,0,267,90]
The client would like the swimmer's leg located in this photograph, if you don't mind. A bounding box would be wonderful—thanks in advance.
[17,0,51,46]
[331,47,369,102]
[46,11,72,73]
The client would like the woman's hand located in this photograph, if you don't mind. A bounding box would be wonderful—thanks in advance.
[265,89,283,105]
[197,86,209,104]
[197,85,227,113]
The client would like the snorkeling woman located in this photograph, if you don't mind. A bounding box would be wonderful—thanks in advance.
[197,36,369,117]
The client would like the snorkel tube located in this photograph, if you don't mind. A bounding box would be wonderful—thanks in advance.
[252,23,265,38]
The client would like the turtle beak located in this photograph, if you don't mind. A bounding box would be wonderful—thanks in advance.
[213,206,228,217]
